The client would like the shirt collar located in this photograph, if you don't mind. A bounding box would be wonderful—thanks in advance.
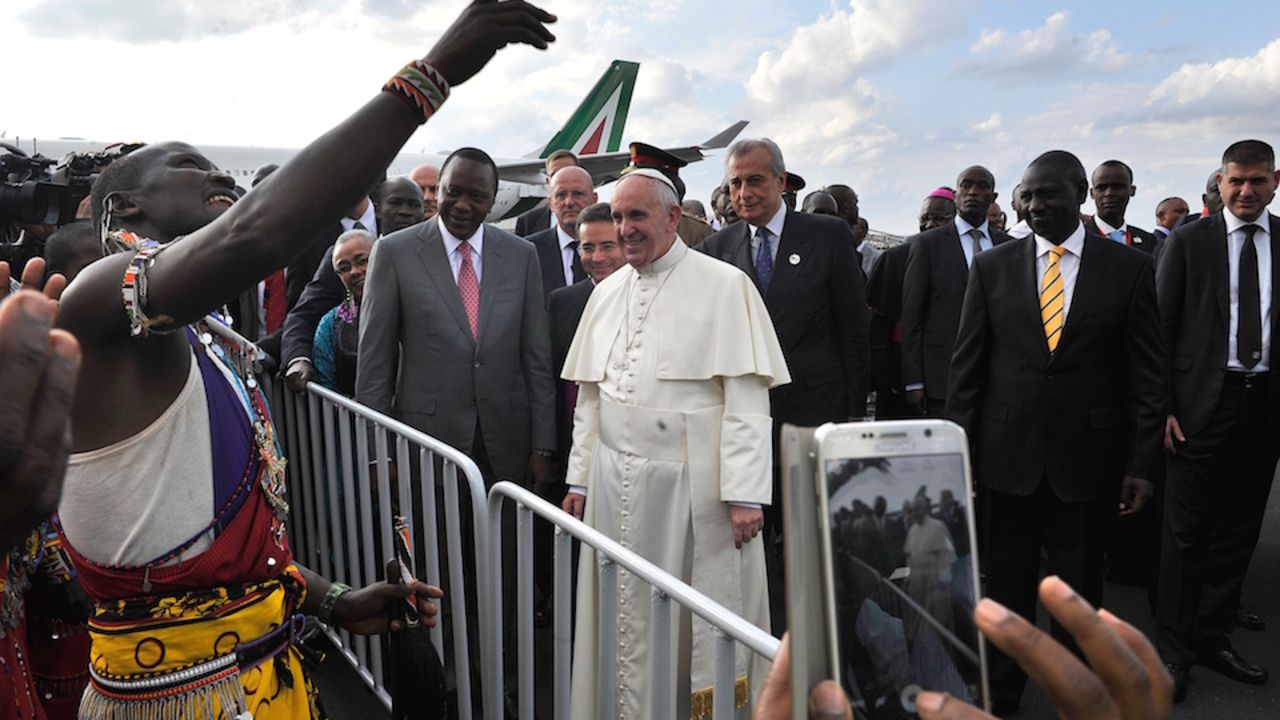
[438,217,484,256]
[1224,208,1272,238]
[955,215,990,239]
[1093,215,1123,236]
[640,236,688,276]
[342,201,378,234]
[749,202,787,240]
[556,224,577,251]
[1034,221,1086,258]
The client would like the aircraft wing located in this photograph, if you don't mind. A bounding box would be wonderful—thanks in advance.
[497,120,749,187]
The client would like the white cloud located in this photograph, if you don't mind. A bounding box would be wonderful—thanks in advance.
[1144,38,1280,129]
[19,0,345,41]
[744,0,976,176]
[964,11,1132,82]
[748,0,978,105]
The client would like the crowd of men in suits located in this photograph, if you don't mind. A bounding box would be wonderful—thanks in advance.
[188,131,1280,712]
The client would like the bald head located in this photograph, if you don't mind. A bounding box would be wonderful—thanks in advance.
[549,166,597,234]
[376,177,426,235]
[955,165,996,226]
[410,164,440,218]
[1204,169,1224,215]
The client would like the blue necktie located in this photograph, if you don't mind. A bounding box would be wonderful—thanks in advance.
[1108,229,1126,244]
[755,226,773,293]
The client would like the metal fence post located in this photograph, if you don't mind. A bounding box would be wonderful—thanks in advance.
[517,503,534,720]
[650,588,673,720]
[597,556,619,719]
[553,526,572,720]
[713,628,736,720]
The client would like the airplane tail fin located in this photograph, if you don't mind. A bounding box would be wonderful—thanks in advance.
[539,60,639,158]
[700,121,749,149]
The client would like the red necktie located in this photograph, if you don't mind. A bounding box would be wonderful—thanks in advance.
[263,270,287,335]
[457,241,480,339]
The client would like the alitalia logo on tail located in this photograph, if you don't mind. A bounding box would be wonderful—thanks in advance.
[540,60,639,157]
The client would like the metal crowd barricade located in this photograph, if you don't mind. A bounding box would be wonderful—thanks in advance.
[486,482,782,720]
[265,377,492,717]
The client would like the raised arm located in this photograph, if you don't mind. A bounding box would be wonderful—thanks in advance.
[60,1,556,346]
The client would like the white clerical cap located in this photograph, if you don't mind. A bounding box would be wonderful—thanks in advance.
[619,167,678,194]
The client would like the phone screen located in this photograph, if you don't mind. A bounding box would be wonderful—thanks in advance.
[823,452,983,718]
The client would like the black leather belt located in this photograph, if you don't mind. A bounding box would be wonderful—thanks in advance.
[1225,371,1268,390]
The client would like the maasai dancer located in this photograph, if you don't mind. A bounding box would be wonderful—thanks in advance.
[51,4,556,717]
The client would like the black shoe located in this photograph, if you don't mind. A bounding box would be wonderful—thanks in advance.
[1200,647,1269,685]
[1166,662,1190,703]
[1237,608,1268,631]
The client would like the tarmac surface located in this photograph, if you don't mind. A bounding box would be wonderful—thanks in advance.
[310,466,1280,719]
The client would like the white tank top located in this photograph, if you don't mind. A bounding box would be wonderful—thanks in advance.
[59,358,216,566]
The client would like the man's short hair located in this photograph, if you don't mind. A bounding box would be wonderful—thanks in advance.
[1095,159,1134,184]
[681,199,707,220]
[1222,140,1276,171]
[545,149,579,174]
[441,146,500,194]
[1156,196,1183,209]
[43,220,101,279]
[575,202,613,235]
[89,148,150,231]
[726,138,786,177]
[1029,150,1087,185]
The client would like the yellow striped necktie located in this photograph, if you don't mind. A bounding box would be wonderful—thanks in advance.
[1041,245,1066,352]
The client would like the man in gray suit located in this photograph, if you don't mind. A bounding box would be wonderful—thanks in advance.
[357,146,556,484]
[357,147,555,707]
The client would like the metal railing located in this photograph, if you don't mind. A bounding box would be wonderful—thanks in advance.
[486,482,781,720]
[265,377,492,717]
[265,373,782,719]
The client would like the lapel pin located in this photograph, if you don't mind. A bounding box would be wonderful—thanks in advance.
[789,253,801,265]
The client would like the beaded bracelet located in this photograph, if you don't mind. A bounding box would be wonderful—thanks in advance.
[317,582,352,626]
[121,244,176,337]
[382,59,451,124]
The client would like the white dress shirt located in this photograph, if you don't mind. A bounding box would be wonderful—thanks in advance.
[747,203,787,264]
[440,217,484,285]
[1225,209,1272,371]
[1035,222,1086,326]
[556,224,578,286]
[1093,215,1129,244]
[955,216,993,268]
[342,201,378,234]
[1007,219,1033,239]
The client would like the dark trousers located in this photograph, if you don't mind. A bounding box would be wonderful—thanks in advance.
[1158,373,1278,663]
[431,422,521,711]
[981,481,1110,703]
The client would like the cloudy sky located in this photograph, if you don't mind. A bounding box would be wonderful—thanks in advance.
[6,0,1279,234]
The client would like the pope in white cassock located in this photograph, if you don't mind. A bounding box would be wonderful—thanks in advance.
[560,169,790,719]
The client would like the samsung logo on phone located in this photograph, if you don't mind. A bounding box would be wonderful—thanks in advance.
[875,440,916,452]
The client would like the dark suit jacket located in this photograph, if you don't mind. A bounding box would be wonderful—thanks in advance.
[515,205,552,238]
[1157,213,1280,437]
[281,245,346,366]
[901,224,1012,402]
[527,227,584,306]
[548,279,593,458]
[946,233,1165,501]
[356,220,556,482]
[1085,216,1160,255]
[700,208,871,420]
[866,241,910,393]
[548,279,593,376]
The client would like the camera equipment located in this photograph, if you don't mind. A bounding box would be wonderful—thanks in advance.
[1,141,143,272]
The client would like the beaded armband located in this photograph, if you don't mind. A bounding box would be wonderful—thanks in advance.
[382,59,450,124]
[318,582,351,626]
[121,245,176,337]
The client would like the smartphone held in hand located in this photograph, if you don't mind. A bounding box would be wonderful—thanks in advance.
[787,419,989,719]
